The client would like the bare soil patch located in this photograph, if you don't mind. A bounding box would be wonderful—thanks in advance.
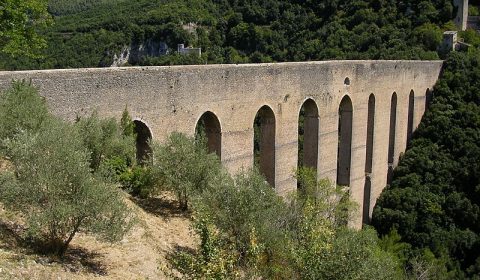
[0,192,196,279]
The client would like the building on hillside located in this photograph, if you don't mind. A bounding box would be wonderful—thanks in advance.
[442,31,471,52]
[178,44,201,57]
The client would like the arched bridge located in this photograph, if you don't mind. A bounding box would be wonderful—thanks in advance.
[0,60,443,227]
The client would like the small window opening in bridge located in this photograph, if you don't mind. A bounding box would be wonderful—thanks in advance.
[387,92,398,184]
[407,90,415,145]
[298,99,319,172]
[195,111,222,159]
[425,88,433,111]
[254,105,276,187]
[134,120,152,164]
[337,95,353,187]
[344,77,350,86]
[363,94,375,225]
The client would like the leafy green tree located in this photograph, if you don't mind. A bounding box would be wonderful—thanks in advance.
[0,118,133,256]
[0,0,52,58]
[75,112,135,172]
[151,132,222,210]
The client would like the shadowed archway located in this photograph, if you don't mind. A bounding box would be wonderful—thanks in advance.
[337,96,353,186]
[387,92,398,184]
[407,90,415,144]
[298,98,319,171]
[254,105,276,187]
[363,94,375,225]
[195,111,222,159]
[134,120,152,164]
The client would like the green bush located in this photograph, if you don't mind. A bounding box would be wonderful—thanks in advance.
[186,167,402,279]
[167,215,239,279]
[119,165,156,198]
[151,132,222,210]
[0,81,50,143]
[75,111,135,172]
[0,118,134,256]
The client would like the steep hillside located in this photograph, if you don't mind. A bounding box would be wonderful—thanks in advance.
[0,0,464,70]
[372,52,480,279]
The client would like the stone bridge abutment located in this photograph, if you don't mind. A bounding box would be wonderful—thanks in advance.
[0,60,443,227]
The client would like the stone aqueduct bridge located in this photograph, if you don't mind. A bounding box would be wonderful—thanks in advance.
[0,60,443,227]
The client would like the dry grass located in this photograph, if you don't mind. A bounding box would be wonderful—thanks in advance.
[0,192,196,279]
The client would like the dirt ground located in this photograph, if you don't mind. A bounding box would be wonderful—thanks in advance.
[0,192,196,280]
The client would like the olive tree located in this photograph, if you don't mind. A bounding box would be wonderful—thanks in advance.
[152,132,222,210]
[0,118,134,256]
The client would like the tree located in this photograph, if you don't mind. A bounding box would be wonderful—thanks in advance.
[0,0,52,58]
[151,132,222,210]
[0,118,134,256]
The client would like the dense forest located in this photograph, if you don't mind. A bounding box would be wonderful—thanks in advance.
[0,0,476,70]
[372,52,480,279]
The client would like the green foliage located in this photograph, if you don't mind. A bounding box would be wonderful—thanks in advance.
[151,132,221,210]
[118,165,156,198]
[469,5,480,16]
[0,0,51,59]
[171,166,402,279]
[75,112,135,172]
[372,51,480,278]
[167,216,239,279]
[0,0,459,69]
[0,81,50,143]
[0,117,133,256]
[120,106,135,137]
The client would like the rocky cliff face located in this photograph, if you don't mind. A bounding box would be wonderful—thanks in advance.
[111,39,169,67]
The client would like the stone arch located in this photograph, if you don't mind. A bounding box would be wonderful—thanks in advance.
[425,88,433,111]
[133,119,152,164]
[337,95,353,186]
[387,92,398,184]
[254,105,276,187]
[407,90,415,144]
[195,111,222,159]
[363,94,375,224]
[298,98,319,170]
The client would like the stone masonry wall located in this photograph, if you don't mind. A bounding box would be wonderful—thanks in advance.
[0,60,444,227]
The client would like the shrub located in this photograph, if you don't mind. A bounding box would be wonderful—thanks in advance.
[0,81,50,143]
[167,215,239,280]
[0,118,134,256]
[75,111,135,172]
[151,132,222,210]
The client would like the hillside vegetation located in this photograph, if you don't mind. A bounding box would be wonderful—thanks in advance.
[372,51,480,279]
[0,0,468,70]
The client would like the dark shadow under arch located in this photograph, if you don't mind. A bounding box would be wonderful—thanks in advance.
[134,120,152,164]
[195,111,222,159]
[298,99,319,171]
[387,92,397,184]
[254,105,276,187]
[425,88,433,111]
[337,96,353,186]
[362,176,372,225]
[363,94,375,224]
[407,90,415,145]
